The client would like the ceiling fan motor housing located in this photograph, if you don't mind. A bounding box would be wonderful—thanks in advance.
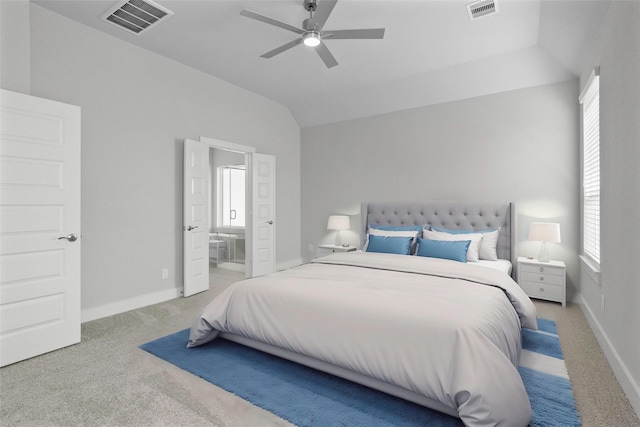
[302,17,316,31]
[304,0,318,12]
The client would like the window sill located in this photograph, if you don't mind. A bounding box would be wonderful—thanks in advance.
[580,255,601,285]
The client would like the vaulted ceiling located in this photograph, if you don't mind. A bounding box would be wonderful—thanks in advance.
[32,0,611,127]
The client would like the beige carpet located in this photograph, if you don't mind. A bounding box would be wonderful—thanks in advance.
[1,267,638,426]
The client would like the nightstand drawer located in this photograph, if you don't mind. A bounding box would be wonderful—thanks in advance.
[519,263,564,277]
[520,281,563,301]
[519,271,564,286]
[317,248,335,257]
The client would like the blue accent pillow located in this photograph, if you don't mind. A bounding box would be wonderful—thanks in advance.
[430,225,499,234]
[365,235,413,255]
[416,238,471,263]
[369,224,423,232]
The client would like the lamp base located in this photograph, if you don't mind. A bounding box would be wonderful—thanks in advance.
[334,230,342,247]
[538,242,550,262]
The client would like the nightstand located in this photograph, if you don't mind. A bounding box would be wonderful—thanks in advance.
[517,257,566,307]
[317,244,357,258]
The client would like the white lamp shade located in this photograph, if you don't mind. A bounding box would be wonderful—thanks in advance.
[528,222,561,243]
[327,215,350,230]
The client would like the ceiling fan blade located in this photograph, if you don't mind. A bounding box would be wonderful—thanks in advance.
[260,38,303,59]
[309,0,338,30]
[315,42,338,68]
[323,28,386,40]
[241,9,305,35]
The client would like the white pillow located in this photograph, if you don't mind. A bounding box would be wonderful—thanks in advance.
[477,229,499,261]
[368,228,418,238]
[364,228,419,251]
[422,229,483,262]
[430,225,500,261]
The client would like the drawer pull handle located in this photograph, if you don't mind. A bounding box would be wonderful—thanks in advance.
[540,287,544,292]
[539,276,544,281]
[539,267,544,273]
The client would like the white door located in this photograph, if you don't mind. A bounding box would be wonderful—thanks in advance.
[183,139,209,297]
[251,153,275,277]
[0,89,81,367]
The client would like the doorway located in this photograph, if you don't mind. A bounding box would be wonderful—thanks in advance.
[210,148,246,273]
[183,137,275,297]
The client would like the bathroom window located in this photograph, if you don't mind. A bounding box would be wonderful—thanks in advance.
[218,165,245,228]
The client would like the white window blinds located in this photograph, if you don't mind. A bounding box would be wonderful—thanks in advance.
[579,69,600,265]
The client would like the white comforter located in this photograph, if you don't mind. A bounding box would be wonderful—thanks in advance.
[188,252,538,427]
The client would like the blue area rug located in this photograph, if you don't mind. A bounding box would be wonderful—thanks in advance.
[141,319,580,426]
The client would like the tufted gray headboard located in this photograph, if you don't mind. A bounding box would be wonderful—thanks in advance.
[360,201,517,273]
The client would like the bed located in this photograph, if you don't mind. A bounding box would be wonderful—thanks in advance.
[188,201,538,426]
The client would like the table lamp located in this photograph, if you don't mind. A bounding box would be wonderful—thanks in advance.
[327,215,350,247]
[528,222,561,262]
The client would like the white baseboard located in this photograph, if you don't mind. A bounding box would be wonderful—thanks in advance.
[82,260,304,323]
[81,287,182,323]
[577,294,640,418]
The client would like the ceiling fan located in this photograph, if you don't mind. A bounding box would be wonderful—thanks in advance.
[240,0,385,68]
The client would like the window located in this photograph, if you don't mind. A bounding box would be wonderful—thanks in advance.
[218,165,245,228]
[579,68,600,265]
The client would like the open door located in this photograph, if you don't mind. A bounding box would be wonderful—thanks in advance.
[0,89,81,366]
[250,153,276,277]
[191,137,276,280]
[183,139,209,297]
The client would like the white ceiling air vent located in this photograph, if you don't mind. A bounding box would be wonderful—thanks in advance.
[102,0,174,35]
[466,0,498,20]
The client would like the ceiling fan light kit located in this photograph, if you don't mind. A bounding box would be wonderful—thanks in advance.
[240,0,385,68]
[302,31,321,47]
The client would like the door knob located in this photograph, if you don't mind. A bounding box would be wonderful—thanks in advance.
[58,234,78,242]
[186,225,198,231]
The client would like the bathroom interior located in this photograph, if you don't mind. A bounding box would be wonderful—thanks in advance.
[209,147,246,273]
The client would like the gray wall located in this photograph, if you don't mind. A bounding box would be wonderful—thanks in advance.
[0,0,30,94]
[302,80,580,294]
[577,1,640,414]
[9,4,301,319]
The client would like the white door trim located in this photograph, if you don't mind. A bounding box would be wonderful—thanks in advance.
[200,137,255,154]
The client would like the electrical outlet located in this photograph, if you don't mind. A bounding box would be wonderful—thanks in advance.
[161,268,169,279]
[601,295,605,311]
